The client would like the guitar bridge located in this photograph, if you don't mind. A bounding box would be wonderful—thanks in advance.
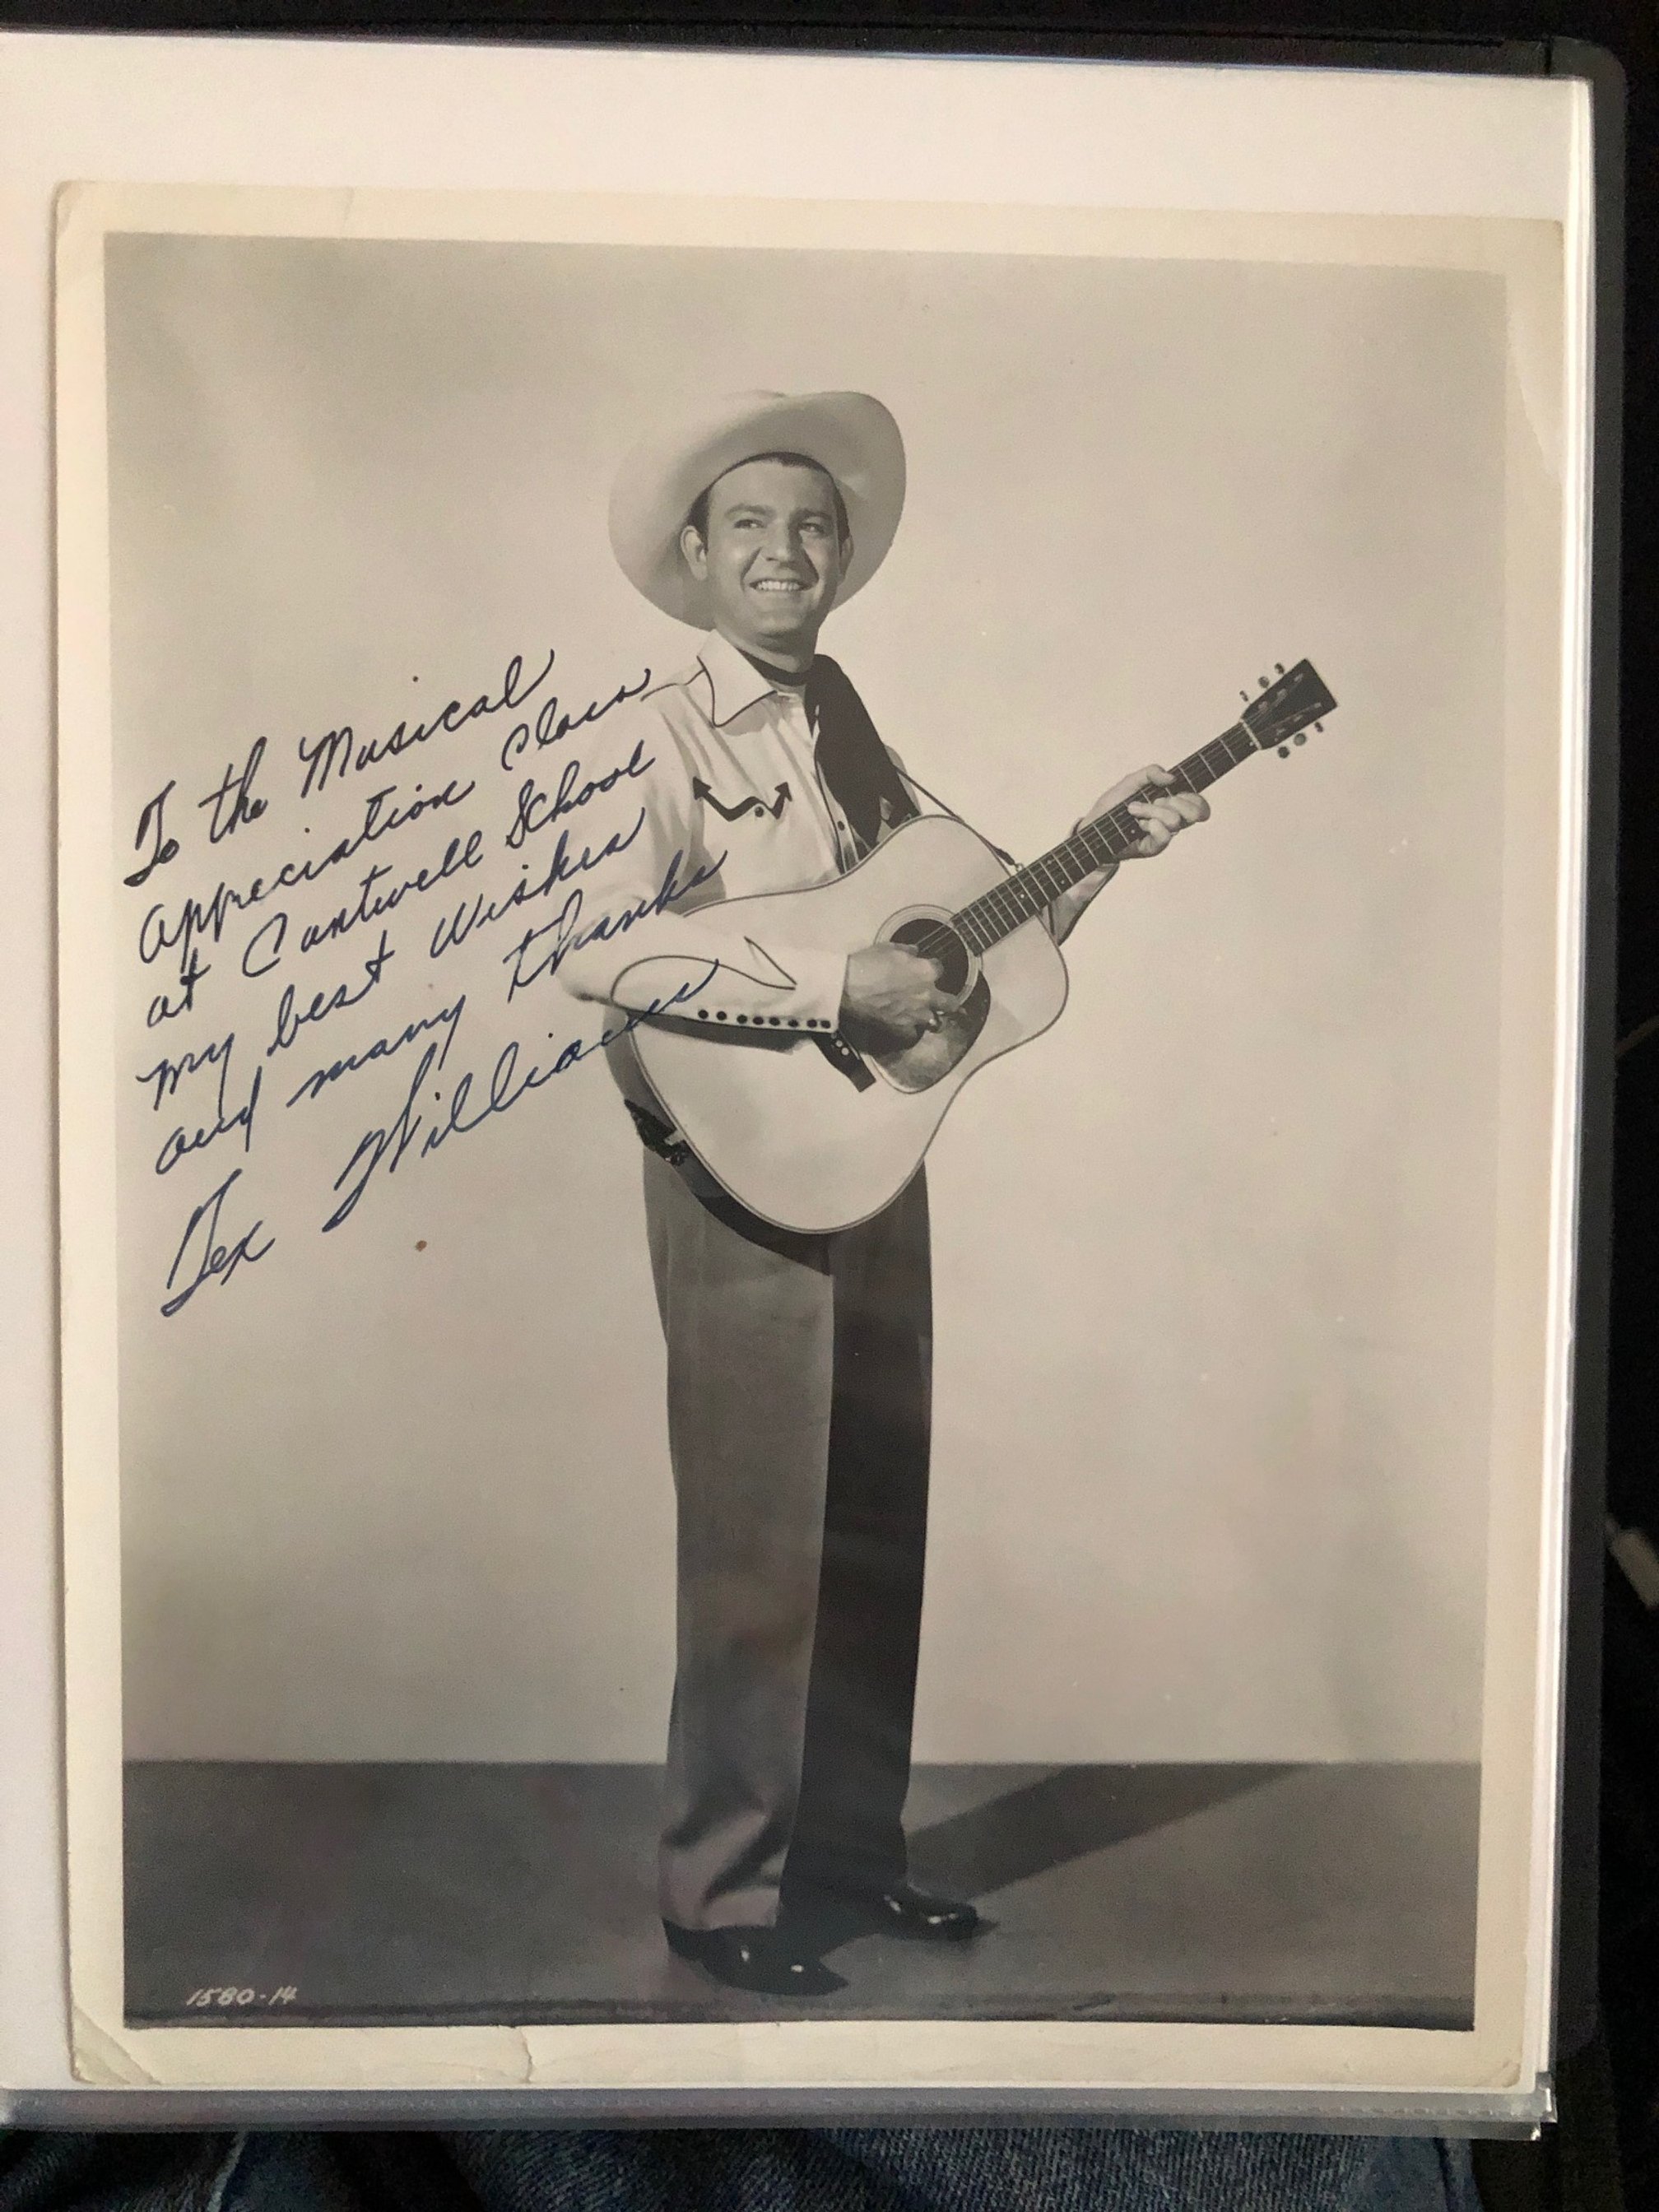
[811,1030,877,1091]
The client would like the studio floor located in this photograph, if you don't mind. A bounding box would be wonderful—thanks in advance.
[123,1760,1478,2028]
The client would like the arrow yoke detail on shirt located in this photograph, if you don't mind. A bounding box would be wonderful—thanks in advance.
[558,630,921,1030]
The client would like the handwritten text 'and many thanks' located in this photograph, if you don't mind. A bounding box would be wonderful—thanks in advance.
[116,645,727,1318]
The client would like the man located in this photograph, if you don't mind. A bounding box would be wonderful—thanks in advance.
[561,390,1206,1996]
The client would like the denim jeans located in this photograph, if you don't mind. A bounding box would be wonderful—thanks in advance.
[0,2126,1484,2210]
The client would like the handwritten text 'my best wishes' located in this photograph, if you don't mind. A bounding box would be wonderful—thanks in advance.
[124,649,718,1320]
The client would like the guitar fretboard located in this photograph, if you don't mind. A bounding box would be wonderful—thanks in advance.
[950,718,1260,955]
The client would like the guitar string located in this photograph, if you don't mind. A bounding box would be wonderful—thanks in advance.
[852,663,1327,984]
[906,725,1252,969]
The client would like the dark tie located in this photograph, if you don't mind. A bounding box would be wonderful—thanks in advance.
[804,657,918,862]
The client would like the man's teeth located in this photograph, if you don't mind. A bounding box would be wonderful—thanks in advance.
[751,579,806,592]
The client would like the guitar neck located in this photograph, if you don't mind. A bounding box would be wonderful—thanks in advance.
[951,718,1261,955]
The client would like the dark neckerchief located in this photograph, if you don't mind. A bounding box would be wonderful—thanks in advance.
[736,646,918,858]
[737,647,809,692]
[805,655,919,857]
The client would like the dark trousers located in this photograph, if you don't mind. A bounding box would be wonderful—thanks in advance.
[642,1151,932,1932]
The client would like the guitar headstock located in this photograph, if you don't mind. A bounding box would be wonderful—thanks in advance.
[1239,660,1338,757]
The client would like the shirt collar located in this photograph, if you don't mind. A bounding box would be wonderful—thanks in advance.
[697,629,808,727]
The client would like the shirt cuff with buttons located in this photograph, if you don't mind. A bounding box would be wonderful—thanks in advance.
[606,947,849,1034]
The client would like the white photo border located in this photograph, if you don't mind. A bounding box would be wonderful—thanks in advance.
[53,170,1585,2107]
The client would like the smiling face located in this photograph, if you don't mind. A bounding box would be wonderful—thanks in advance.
[679,454,852,671]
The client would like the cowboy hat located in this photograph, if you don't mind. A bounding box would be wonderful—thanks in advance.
[609,390,906,627]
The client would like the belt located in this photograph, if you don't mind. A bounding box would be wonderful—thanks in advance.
[625,1098,692,1169]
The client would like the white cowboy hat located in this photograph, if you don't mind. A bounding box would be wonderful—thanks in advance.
[609,389,906,626]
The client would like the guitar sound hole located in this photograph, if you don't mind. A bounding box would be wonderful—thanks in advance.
[890,917,971,997]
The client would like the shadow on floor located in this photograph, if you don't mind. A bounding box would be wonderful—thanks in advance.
[122,1760,1479,2028]
[908,1761,1299,1898]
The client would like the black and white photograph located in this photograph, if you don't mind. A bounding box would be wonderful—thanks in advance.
[52,174,1577,2098]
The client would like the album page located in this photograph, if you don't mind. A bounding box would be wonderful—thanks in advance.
[10,32,1596,2117]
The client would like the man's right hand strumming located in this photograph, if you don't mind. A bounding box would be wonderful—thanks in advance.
[841,942,951,1048]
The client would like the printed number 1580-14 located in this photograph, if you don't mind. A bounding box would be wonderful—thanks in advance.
[185,1986,298,2009]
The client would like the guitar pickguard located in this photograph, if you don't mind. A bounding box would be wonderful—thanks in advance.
[858,905,992,1094]
[863,974,992,1094]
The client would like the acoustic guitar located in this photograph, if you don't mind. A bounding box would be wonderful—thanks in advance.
[633,659,1337,1234]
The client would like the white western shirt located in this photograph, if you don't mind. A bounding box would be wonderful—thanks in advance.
[558,630,915,1031]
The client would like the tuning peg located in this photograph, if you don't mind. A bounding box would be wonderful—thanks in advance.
[1294,732,1307,746]
[1314,722,1325,732]
[1240,690,1251,704]
[1277,745,1290,759]
[1275,662,1285,676]
[1258,675,1270,689]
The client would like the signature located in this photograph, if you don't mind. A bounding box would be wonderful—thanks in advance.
[320,966,716,1233]
[160,1168,275,1318]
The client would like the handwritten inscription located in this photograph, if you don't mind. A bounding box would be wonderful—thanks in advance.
[504,741,654,850]
[266,932,396,1057]
[296,649,560,799]
[160,1169,275,1318]
[152,1037,262,1178]
[198,737,269,844]
[286,996,467,1108]
[125,782,180,890]
[119,644,740,1320]
[501,850,723,1001]
[138,778,478,990]
[428,812,647,961]
[321,967,714,1234]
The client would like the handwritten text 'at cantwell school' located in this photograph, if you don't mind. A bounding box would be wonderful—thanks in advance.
[122,647,723,1317]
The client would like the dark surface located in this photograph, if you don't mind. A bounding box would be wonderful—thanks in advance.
[0,2126,1486,2209]
[1599,1559,1659,2207]
[123,1759,1479,2029]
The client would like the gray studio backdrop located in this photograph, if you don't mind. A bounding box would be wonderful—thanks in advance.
[106,229,1508,1766]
